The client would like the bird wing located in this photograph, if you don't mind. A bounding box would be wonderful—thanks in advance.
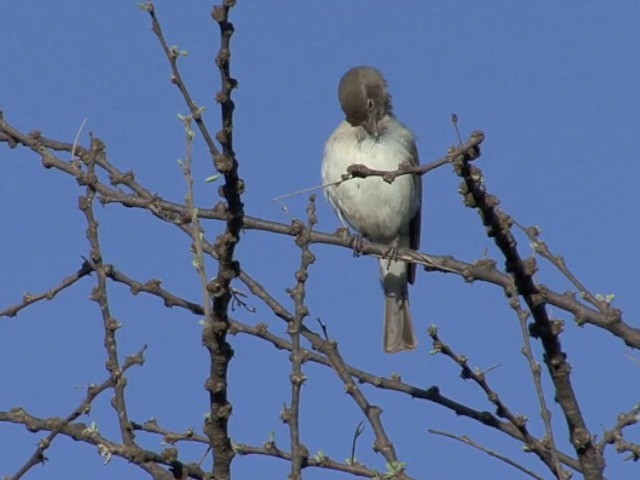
[406,135,422,285]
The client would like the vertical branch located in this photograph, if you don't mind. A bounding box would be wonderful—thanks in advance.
[147,2,243,476]
[146,2,221,159]
[453,136,605,479]
[212,1,238,161]
[79,137,134,446]
[236,251,408,475]
[179,115,213,326]
[283,198,317,478]
[510,283,566,477]
[200,2,242,479]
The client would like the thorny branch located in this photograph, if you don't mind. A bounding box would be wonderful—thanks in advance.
[2,409,177,480]
[3,117,636,351]
[151,1,242,477]
[201,3,242,477]
[0,260,93,318]
[429,326,565,476]
[80,137,136,447]
[282,197,317,478]
[1,3,636,480]
[346,131,483,183]
[454,144,605,479]
[84,261,587,471]
[429,429,546,480]
[3,346,147,480]
[1,108,634,477]
[518,221,621,318]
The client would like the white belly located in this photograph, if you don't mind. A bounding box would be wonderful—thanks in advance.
[322,120,419,243]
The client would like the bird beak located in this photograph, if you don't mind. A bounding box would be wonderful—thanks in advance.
[363,115,379,139]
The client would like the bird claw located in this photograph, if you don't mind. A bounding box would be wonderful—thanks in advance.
[383,238,400,270]
[350,233,364,257]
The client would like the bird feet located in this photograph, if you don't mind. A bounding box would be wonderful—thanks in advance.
[350,233,365,257]
[382,237,400,271]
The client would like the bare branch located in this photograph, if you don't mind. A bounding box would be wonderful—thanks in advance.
[145,1,221,162]
[234,442,378,478]
[1,407,178,480]
[283,197,318,478]
[80,137,136,447]
[3,115,633,351]
[6,346,146,480]
[0,260,93,318]
[346,130,483,184]
[517,221,619,316]
[429,429,546,480]
[453,139,605,478]
[428,326,566,476]
[600,403,640,459]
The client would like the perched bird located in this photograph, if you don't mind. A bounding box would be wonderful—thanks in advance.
[322,66,422,353]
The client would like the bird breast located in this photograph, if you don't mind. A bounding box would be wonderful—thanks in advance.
[322,120,419,243]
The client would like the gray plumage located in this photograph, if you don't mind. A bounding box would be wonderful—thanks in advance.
[322,66,422,353]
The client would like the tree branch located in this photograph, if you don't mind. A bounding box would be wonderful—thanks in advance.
[454,142,604,479]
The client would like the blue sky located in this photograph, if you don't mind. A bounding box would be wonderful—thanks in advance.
[2,1,639,479]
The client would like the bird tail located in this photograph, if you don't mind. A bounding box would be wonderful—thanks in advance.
[380,258,417,353]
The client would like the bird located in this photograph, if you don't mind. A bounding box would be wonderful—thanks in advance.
[321,66,422,353]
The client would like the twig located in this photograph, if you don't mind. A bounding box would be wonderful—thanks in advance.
[2,114,637,351]
[516,220,619,317]
[509,282,567,479]
[234,441,378,477]
[429,429,545,480]
[147,1,243,476]
[428,326,562,474]
[272,130,482,202]
[451,113,463,145]
[350,421,366,465]
[454,135,603,478]
[145,1,221,161]
[178,113,214,330]
[283,197,317,478]
[600,403,640,457]
[80,137,135,447]
[7,346,146,480]
[98,264,581,473]
[346,131,482,184]
[1,407,180,480]
[0,260,93,318]
[271,179,342,202]
[70,117,88,160]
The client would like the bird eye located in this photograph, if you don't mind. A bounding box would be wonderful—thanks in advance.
[366,98,374,110]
